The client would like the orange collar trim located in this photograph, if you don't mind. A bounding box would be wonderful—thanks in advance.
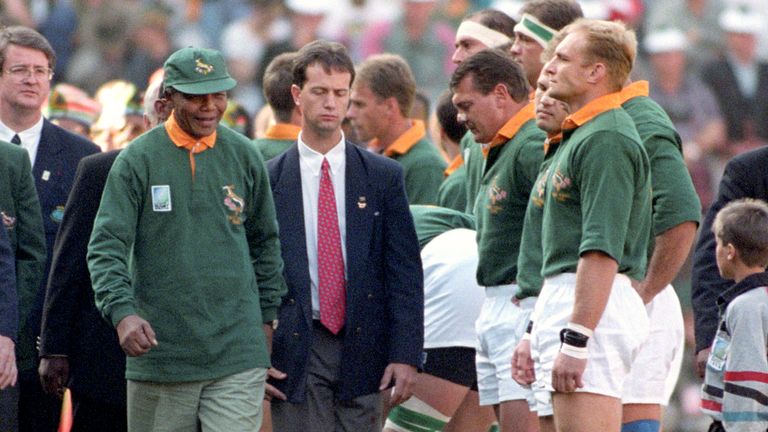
[543,132,563,156]
[618,81,649,105]
[562,92,622,131]
[165,113,216,152]
[444,154,464,176]
[264,123,301,141]
[380,119,426,157]
[484,102,536,157]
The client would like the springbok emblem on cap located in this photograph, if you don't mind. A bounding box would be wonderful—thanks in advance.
[195,58,214,75]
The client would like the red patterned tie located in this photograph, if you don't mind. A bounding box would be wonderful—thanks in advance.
[318,158,346,334]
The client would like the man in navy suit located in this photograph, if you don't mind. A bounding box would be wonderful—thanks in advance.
[0,26,100,431]
[266,40,424,431]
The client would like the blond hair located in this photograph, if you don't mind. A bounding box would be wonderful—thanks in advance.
[557,19,636,91]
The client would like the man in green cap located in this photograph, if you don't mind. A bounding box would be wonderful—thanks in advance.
[87,47,287,431]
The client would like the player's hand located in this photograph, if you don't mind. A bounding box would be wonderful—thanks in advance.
[696,348,711,379]
[0,336,17,390]
[116,315,158,357]
[39,356,69,397]
[552,352,586,393]
[512,339,536,385]
[264,367,287,401]
[379,363,416,406]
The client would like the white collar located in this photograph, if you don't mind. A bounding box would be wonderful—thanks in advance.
[0,116,44,143]
[297,132,346,176]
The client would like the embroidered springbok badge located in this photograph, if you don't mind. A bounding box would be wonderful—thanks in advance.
[195,58,214,75]
[222,185,244,225]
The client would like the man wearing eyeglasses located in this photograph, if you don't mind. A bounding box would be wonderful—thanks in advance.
[0,26,100,432]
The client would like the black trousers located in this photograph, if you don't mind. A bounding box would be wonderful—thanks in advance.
[18,370,59,432]
[71,392,126,432]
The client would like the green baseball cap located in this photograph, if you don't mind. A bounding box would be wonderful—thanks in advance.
[163,47,237,95]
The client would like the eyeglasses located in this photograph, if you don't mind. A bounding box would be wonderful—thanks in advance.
[3,65,53,81]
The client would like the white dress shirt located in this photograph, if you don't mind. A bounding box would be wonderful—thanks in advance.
[0,117,44,167]
[297,133,347,319]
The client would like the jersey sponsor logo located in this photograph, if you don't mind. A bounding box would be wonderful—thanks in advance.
[222,184,245,225]
[486,176,507,215]
[550,168,572,202]
[151,185,172,212]
[532,168,549,209]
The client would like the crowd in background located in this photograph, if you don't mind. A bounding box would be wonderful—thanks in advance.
[1,0,767,430]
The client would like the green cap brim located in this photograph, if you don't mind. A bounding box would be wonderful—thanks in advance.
[169,76,237,95]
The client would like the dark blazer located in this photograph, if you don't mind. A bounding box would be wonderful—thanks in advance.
[0,141,46,371]
[268,142,424,403]
[691,146,768,353]
[0,219,17,341]
[39,151,125,405]
[18,120,100,370]
[701,59,768,142]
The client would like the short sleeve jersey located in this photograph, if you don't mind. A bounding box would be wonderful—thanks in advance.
[516,136,561,299]
[619,82,701,254]
[473,107,545,286]
[539,94,652,281]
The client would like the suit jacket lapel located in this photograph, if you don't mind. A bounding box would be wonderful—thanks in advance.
[344,144,372,293]
[272,146,312,326]
[33,120,62,183]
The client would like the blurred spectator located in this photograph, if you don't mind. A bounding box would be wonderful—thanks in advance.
[65,0,140,94]
[588,0,643,24]
[222,100,253,138]
[725,0,768,60]
[90,80,144,151]
[46,83,101,138]
[318,0,399,62]
[221,0,289,114]
[0,0,36,27]
[701,6,768,165]
[40,0,79,81]
[645,28,726,211]
[645,0,724,72]
[123,6,173,90]
[360,0,456,102]
[254,0,330,99]
[162,0,250,50]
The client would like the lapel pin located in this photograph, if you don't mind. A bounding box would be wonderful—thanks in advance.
[42,170,50,181]
[357,196,367,209]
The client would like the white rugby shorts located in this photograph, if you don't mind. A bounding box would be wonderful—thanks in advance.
[475,284,536,406]
[622,284,684,405]
[529,273,649,399]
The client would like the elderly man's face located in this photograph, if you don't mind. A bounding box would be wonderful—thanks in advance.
[169,91,227,138]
